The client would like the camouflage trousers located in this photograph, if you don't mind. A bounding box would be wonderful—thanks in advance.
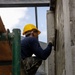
[21,57,42,75]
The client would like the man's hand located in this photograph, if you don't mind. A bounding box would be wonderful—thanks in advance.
[49,36,55,45]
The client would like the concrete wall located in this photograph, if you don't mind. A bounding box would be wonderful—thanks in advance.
[55,0,73,75]
[55,0,65,75]
[71,46,75,75]
[46,10,55,75]
[69,0,75,45]
[39,0,75,75]
[69,0,75,75]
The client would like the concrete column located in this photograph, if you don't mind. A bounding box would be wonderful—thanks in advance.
[69,0,75,75]
[62,0,73,75]
[46,10,55,75]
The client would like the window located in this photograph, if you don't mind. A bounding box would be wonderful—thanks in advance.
[37,7,49,43]
[0,7,49,43]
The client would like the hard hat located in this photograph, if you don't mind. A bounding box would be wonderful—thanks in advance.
[22,24,41,35]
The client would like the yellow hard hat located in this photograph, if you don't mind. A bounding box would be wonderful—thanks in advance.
[22,24,41,35]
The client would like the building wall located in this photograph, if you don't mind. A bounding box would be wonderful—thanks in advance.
[55,0,73,75]
[69,0,75,75]
[71,46,75,75]
[55,0,65,75]
[38,0,75,75]
[42,0,74,75]
[46,10,55,75]
[70,0,75,45]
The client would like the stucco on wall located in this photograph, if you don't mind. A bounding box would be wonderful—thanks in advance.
[69,0,75,75]
[55,0,65,75]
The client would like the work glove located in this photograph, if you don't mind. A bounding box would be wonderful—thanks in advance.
[49,36,55,46]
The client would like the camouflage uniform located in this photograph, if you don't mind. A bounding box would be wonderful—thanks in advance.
[21,57,42,75]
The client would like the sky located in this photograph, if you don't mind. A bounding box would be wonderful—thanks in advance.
[0,7,49,43]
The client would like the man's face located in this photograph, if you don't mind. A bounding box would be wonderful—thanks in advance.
[32,30,38,38]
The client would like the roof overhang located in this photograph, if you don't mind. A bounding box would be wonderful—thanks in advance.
[0,0,50,7]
